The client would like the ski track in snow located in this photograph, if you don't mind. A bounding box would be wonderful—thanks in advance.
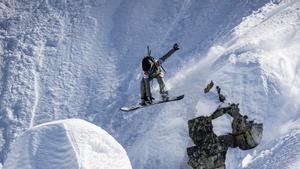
[30,38,45,128]
[29,69,39,128]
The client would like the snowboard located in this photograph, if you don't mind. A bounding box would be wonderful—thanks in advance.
[120,95,184,112]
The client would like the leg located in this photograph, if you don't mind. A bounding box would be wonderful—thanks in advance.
[140,79,147,100]
[140,78,152,105]
[156,77,168,100]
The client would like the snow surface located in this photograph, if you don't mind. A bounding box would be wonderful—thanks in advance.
[3,119,132,169]
[1,0,300,169]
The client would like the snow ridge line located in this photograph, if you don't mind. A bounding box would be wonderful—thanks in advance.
[29,34,47,128]
[29,41,45,128]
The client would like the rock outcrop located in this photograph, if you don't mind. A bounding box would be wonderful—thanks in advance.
[187,83,263,169]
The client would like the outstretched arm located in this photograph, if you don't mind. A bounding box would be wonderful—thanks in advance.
[158,43,179,64]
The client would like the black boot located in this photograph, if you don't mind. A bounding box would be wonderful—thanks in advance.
[140,96,154,105]
[139,98,146,106]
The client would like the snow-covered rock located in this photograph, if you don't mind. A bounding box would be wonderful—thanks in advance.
[3,119,132,169]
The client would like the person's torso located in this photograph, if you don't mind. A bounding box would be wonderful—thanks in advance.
[148,64,164,78]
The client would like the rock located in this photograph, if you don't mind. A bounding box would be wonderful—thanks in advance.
[187,116,228,169]
[187,86,263,169]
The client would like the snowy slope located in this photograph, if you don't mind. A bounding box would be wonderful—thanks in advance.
[3,119,132,169]
[1,0,300,169]
[122,1,300,169]
[0,0,121,163]
[243,127,300,169]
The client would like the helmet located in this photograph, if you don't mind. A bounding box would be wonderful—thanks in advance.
[142,45,156,71]
[142,56,154,71]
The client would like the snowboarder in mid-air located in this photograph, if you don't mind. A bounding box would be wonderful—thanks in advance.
[140,43,179,105]
[120,43,183,112]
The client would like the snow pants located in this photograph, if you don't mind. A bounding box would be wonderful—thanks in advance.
[140,77,168,99]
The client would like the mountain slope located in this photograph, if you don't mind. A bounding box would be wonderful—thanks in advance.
[123,1,300,169]
[1,0,300,169]
[243,127,300,169]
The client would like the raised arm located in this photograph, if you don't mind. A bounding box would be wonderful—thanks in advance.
[158,43,179,63]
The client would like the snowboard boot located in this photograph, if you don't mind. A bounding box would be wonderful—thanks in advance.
[161,92,169,101]
[139,99,146,106]
[140,97,154,106]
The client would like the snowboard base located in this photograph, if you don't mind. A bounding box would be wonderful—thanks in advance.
[120,95,184,112]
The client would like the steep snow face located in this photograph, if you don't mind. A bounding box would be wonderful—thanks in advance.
[1,0,300,169]
[0,0,121,163]
[212,0,300,141]
[0,0,270,167]
[124,1,300,169]
[3,119,132,169]
[242,128,300,169]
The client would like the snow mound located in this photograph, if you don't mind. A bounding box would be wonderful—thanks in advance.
[3,119,132,169]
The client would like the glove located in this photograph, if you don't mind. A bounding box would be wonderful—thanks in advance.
[173,43,179,50]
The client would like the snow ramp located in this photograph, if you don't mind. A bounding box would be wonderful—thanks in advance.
[3,119,132,169]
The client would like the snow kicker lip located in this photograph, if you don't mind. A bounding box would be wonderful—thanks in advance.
[3,119,133,169]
